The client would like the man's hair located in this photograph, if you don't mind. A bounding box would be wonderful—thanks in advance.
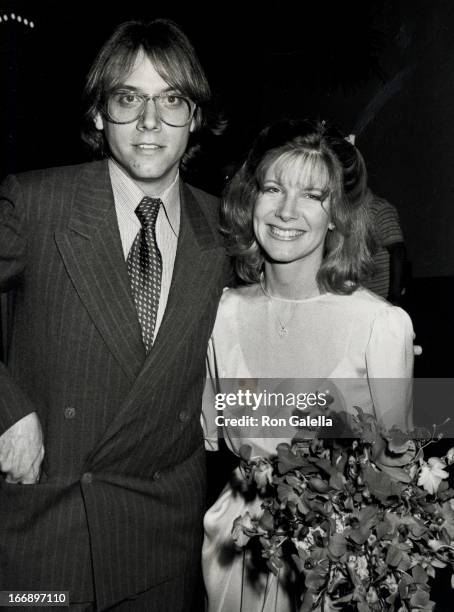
[81,18,223,164]
[222,118,375,294]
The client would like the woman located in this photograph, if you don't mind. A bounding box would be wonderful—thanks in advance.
[202,119,414,611]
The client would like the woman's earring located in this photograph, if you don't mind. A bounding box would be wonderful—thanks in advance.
[328,222,335,230]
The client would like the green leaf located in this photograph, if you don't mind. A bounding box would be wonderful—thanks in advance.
[412,565,429,586]
[277,483,300,505]
[291,553,306,573]
[285,475,304,489]
[329,472,346,491]
[409,587,435,610]
[311,457,338,478]
[258,510,274,532]
[277,445,309,474]
[327,533,348,560]
[362,464,404,503]
[438,480,449,492]
[397,552,413,571]
[298,590,317,612]
[378,463,413,483]
[386,544,403,567]
[239,444,252,462]
[345,527,368,545]
[376,518,393,539]
[304,566,329,592]
[408,521,428,539]
[297,496,311,515]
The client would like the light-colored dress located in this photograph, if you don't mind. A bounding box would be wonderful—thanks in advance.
[202,285,414,612]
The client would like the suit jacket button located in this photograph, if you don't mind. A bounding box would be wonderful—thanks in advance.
[64,407,76,419]
[152,471,161,481]
[81,472,93,484]
[178,411,189,423]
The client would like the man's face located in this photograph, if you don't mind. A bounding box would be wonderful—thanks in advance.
[95,51,196,194]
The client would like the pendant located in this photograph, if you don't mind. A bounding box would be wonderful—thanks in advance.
[278,325,288,337]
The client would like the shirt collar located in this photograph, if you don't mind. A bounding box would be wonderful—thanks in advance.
[108,158,180,236]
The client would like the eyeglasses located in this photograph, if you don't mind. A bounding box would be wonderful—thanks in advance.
[103,90,196,127]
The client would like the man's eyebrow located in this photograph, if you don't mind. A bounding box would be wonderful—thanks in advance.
[112,84,181,94]
[113,85,140,91]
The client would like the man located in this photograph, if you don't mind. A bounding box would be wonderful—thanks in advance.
[364,191,407,304]
[0,19,228,610]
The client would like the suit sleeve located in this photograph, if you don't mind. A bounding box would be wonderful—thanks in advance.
[0,174,37,435]
[201,337,220,451]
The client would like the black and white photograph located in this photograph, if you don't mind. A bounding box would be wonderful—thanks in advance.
[1,2,454,610]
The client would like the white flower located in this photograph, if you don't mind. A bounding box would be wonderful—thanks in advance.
[428,539,445,552]
[293,538,311,553]
[253,462,273,492]
[366,587,379,605]
[417,457,449,494]
[334,513,347,533]
[446,447,454,465]
[367,534,377,546]
[356,555,369,580]
[384,574,398,595]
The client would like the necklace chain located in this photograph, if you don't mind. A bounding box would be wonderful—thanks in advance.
[259,277,297,337]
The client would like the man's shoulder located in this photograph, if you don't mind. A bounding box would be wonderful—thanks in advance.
[9,160,106,190]
[185,183,219,211]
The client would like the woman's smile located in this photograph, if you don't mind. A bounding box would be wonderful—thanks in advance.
[267,225,306,240]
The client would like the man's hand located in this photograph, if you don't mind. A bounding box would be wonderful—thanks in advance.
[0,412,44,484]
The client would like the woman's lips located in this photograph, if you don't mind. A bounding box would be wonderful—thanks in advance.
[268,225,306,240]
[136,143,160,147]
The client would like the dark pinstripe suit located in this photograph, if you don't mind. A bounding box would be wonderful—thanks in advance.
[0,160,228,610]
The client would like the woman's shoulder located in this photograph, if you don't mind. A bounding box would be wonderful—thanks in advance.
[346,288,413,331]
[212,284,262,331]
[325,288,413,329]
[218,283,262,309]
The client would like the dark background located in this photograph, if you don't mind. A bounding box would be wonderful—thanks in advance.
[1,2,454,607]
[1,1,454,379]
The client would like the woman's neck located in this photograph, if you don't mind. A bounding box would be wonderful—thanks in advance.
[262,261,321,300]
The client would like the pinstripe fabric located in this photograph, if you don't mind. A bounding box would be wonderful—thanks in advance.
[0,161,229,610]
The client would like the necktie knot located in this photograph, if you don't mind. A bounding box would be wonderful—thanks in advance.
[135,196,161,230]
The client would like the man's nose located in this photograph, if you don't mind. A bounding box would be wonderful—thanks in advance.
[137,98,161,130]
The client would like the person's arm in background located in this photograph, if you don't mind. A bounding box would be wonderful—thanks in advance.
[387,240,407,304]
[374,197,406,305]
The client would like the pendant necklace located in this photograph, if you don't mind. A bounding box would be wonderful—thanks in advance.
[259,277,298,337]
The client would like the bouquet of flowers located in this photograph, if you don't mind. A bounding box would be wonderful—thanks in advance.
[232,407,454,611]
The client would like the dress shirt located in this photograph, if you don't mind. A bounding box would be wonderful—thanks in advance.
[109,159,180,339]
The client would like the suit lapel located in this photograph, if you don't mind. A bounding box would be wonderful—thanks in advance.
[55,162,145,381]
[84,182,224,466]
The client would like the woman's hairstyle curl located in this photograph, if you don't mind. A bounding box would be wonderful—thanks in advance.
[222,118,375,294]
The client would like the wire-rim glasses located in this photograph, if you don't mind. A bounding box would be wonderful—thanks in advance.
[103,89,196,127]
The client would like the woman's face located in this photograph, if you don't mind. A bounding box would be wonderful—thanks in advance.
[253,154,332,269]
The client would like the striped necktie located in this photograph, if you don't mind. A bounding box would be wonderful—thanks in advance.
[127,196,162,352]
